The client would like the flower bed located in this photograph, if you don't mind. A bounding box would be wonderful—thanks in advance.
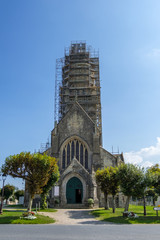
[21,211,37,220]
[123,211,139,218]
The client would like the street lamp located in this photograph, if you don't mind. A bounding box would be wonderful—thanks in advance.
[0,174,7,214]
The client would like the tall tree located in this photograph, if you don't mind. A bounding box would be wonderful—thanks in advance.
[147,164,160,197]
[1,152,59,211]
[96,166,119,212]
[107,167,119,213]
[146,188,158,206]
[132,170,154,216]
[41,171,59,209]
[117,163,144,211]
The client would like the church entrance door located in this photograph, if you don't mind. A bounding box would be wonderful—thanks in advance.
[66,177,83,204]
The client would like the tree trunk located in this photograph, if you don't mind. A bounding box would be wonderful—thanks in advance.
[143,195,146,216]
[112,195,116,213]
[41,194,47,209]
[153,197,155,206]
[104,193,109,210]
[27,194,33,212]
[124,196,130,211]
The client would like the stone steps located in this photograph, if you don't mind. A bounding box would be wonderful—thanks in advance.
[60,204,86,209]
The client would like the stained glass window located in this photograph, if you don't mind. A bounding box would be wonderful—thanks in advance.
[76,141,79,161]
[85,149,88,169]
[80,144,83,165]
[62,149,65,169]
[67,144,70,165]
[71,141,74,160]
[62,139,89,170]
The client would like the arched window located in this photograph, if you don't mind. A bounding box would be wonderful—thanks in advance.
[62,138,89,170]
[80,144,83,165]
[71,141,74,160]
[85,149,88,169]
[62,149,65,169]
[67,144,70,165]
[76,141,79,161]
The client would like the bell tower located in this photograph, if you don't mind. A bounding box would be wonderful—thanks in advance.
[54,42,102,143]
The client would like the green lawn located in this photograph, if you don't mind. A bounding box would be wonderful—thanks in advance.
[5,204,24,208]
[92,205,160,224]
[0,208,56,224]
[38,208,57,212]
[5,205,57,213]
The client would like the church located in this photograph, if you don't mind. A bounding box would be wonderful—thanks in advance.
[44,42,124,208]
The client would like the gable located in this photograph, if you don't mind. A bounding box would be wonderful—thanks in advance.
[100,147,117,167]
[60,157,90,182]
[56,102,98,150]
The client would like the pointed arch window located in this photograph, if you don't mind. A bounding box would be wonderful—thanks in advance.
[76,141,79,161]
[71,141,74,160]
[62,149,65,169]
[85,149,88,169]
[62,138,89,170]
[80,144,83,165]
[67,144,70,165]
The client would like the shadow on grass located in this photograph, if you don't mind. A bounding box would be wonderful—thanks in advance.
[4,210,25,212]
[0,216,19,224]
[92,209,160,224]
[5,204,24,208]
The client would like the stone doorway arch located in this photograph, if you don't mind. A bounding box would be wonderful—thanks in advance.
[66,177,83,204]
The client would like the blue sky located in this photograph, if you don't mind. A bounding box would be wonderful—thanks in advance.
[1,0,160,188]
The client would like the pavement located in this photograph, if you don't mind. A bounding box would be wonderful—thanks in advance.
[0,224,160,240]
[1,209,160,240]
[39,209,110,225]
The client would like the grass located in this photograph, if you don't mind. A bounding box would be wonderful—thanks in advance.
[38,208,57,212]
[0,206,56,224]
[91,205,160,224]
[5,204,24,208]
[5,205,57,212]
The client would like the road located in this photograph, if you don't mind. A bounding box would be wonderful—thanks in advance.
[0,224,159,240]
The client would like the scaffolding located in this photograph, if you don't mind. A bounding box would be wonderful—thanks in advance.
[54,57,64,123]
[54,42,102,134]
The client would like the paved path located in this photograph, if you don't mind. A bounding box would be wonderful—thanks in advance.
[40,209,110,225]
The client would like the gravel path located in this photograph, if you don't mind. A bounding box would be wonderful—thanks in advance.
[40,209,110,225]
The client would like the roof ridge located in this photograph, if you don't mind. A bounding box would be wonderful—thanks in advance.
[100,146,117,159]
[75,101,100,132]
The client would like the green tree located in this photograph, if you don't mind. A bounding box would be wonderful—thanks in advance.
[148,164,160,196]
[14,190,24,200]
[146,188,158,206]
[117,163,144,211]
[3,184,15,204]
[148,164,160,174]
[108,167,119,213]
[96,166,119,212]
[1,152,59,211]
[132,170,154,216]
[41,171,59,209]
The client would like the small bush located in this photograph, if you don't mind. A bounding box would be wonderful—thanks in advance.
[88,198,94,206]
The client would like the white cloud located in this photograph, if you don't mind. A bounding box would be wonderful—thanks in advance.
[124,152,143,165]
[124,137,160,168]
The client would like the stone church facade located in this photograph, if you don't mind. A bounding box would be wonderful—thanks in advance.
[25,42,124,208]
[48,101,124,208]
[46,42,124,208]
